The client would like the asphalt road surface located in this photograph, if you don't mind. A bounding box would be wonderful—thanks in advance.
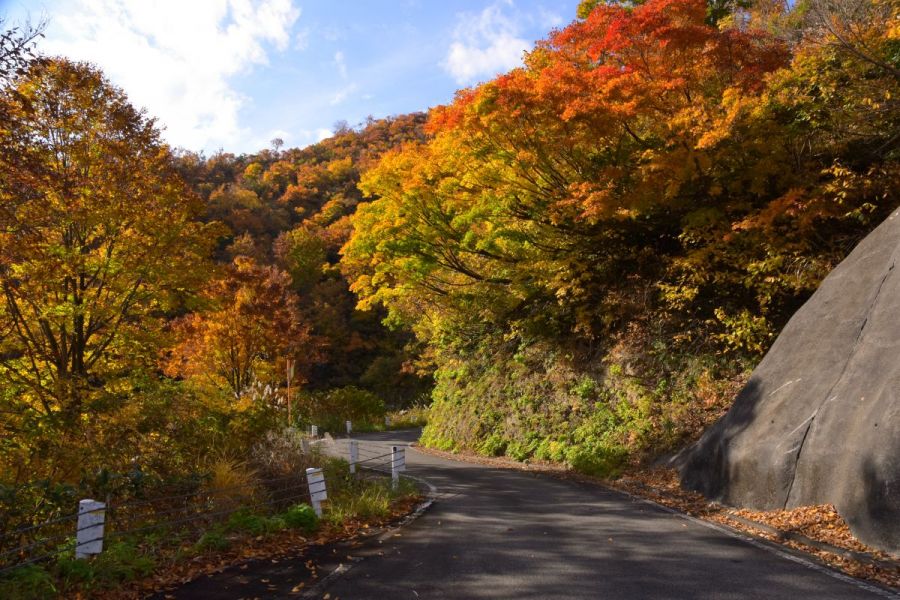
[168,430,898,599]
[318,431,895,600]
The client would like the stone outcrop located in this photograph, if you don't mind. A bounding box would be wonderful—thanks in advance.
[681,208,900,553]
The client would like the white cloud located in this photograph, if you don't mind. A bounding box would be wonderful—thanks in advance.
[41,0,300,151]
[334,50,348,79]
[330,83,357,106]
[538,8,564,29]
[294,26,311,51]
[443,0,531,85]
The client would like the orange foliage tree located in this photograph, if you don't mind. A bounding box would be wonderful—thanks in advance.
[345,0,790,341]
[0,59,216,418]
[166,257,320,396]
[342,0,899,466]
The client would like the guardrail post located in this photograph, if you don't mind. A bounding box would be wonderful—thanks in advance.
[75,499,106,559]
[306,467,327,517]
[348,440,358,475]
[391,446,406,489]
[346,420,352,435]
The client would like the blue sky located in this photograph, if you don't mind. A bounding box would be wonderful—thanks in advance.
[0,0,579,154]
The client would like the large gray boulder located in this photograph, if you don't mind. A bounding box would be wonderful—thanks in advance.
[681,208,900,553]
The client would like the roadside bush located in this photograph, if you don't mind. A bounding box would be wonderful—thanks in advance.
[283,503,318,531]
[421,334,748,477]
[208,459,259,510]
[225,509,285,535]
[194,528,230,552]
[302,386,385,433]
[0,565,55,600]
[324,476,417,526]
[250,427,319,478]
[87,541,156,587]
[384,404,429,430]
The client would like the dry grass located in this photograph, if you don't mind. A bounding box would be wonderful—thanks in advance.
[207,458,260,509]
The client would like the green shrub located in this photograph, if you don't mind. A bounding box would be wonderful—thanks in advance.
[51,540,155,592]
[283,503,318,532]
[225,509,285,535]
[565,444,628,477]
[56,553,96,588]
[194,528,230,552]
[0,565,56,600]
[479,433,506,456]
[303,386,385,433]
[92,542,156,587]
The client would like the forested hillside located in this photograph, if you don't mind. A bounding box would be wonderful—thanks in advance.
[343,0,900,474]
[0,0,897,572]
[0,45,429,528]
[4,0,898,594]
[170,113,431,403]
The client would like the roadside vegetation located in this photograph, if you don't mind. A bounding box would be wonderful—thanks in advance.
[0,432,420,599]
[0,21,424,597]
[1,0,897,594]
[343,0,900,475]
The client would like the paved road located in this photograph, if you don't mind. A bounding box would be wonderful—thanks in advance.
[315,430,895,600]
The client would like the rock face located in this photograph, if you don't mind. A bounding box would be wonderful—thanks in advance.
[681,209,900,553]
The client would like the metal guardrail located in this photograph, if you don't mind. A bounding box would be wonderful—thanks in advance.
[0,468,326,575]
[0,422,408,576]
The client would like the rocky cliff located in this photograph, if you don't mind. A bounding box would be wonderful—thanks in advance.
[681,208,900,553]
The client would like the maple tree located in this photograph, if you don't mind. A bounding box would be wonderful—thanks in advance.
[344,0,899,470]
[166,256,319,396]
[0,59,216,421]
[345,0,790,340]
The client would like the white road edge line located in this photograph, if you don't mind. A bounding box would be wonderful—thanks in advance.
[301,442,438,599]
[409,441,897,598]
[609,486,898,599]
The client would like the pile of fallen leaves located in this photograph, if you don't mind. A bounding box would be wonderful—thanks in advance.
[94,494,423,599]
[612,468,899,589]
[416,445,899,591]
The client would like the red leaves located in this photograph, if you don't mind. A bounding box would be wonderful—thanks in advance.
[165,256,322,396]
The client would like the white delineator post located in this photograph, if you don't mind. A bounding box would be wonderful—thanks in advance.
[306,467,327,517]
[391,446,406,489]
[384,415,391,428]
[349,439,359,475]
[311,424,318,438]
[75,499,106,559]
[346,420,352,435]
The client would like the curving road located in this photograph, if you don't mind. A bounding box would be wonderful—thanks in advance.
[167,430,897,599]
[315,430,895,600]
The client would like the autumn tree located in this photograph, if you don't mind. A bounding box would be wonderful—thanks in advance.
[166,256,319,396]
[0,59,216,421]
[0,17,43,83]
[344,0,790,343]
[343,0,898,468]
